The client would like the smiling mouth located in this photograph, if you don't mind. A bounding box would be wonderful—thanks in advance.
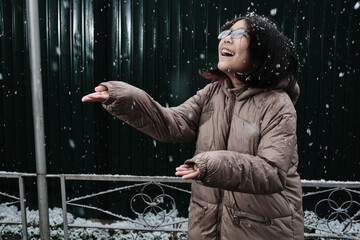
[221,49,235,56]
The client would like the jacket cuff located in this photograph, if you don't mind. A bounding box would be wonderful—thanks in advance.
[99,82,115,105]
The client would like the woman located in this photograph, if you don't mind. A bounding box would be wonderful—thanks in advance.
[82,13,304,240]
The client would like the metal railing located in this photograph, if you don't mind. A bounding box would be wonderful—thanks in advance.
[302,180,360,240]
[0,172,34,239]
[55,174,191,240]
[0,172,359,239]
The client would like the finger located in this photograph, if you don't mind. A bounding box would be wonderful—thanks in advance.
[175,166,191,171]
[179,164,191,167]
[175,170,189,176]
[175,169,196,176]
[81,92,108,102]
[176,164,193,170]
[81,95,95,102]
[81,94,98,102]
[95,85,107,92]
[182,170,200,180]
[175,166,194,173]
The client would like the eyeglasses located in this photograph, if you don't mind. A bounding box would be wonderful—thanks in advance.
[217,28,248,40]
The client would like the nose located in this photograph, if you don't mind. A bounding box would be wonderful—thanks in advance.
[223,34,232,43]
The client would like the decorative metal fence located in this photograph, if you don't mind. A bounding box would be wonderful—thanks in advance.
[0,172,359,240]
[302,180,360,240]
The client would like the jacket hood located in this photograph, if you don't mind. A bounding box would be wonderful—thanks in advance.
[275,76,300,105]
[222,77,300,105]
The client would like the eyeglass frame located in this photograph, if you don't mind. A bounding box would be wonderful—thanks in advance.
[217,28,249,40]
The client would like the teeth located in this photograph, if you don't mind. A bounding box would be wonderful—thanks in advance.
[221,49,234,56]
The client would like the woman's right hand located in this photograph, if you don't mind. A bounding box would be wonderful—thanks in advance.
[81,85,109,102]
[175,164,200,180]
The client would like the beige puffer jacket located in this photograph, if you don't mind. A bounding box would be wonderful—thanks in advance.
[100,78,304,240]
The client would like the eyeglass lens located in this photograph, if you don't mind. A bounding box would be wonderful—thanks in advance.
[217,28,247,39]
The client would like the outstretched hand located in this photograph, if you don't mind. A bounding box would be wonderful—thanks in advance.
[82,85,109,102]
[175,164,200,180]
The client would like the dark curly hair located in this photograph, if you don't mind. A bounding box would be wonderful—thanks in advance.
[201,12,299,90]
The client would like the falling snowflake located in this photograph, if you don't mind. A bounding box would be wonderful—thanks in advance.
[354,1,360,9]
[306,128,311,136]
[69,139,76,149]
[270,8,277,16]
[55,46,61,56]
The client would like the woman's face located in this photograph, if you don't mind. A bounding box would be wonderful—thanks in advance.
[217,20,253,78]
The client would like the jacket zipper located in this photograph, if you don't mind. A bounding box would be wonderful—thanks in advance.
[217,92,236,238]
[225,92,236,148]
[233,215,272,226]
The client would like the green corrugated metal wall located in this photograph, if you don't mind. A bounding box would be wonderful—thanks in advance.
[1,0,359,183]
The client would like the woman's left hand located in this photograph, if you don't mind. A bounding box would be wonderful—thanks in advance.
[82,85,109,102]
[175,164,200,179]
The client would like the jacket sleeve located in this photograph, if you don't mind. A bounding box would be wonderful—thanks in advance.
[100,81,208,143]
[185,103,297,195]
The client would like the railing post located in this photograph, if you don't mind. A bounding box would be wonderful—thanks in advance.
[25,0,50,239]
[18,176,28,240]
[61,175,69,240]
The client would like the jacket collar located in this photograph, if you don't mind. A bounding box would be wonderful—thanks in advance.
[221,77,300,105]
[221,78,264,101]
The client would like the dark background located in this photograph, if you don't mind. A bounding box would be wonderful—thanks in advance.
[0,0,359,217]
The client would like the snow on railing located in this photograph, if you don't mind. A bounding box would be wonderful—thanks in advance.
[0,172,359,239]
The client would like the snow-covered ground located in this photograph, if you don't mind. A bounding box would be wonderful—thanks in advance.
[0,205,359,239]
[0,205,187,239]
[304,210,360,240]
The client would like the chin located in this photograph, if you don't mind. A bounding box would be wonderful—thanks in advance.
[217,62,229,73]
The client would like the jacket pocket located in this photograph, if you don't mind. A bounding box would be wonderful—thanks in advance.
[188,197,219,239]
[227,207,272,228]
[191,197,208,217]
[189,197,209,226]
